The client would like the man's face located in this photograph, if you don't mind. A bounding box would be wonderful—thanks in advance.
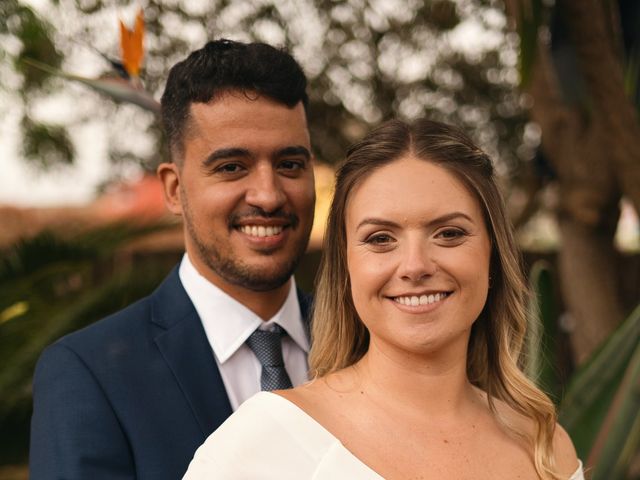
[161,91,315,293]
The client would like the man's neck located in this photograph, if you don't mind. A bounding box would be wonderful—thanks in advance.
[188,254,291,321]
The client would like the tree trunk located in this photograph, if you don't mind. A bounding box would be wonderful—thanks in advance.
[505,0,640,363]
[557,217,624,364]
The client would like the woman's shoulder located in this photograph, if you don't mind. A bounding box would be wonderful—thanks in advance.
[478,390,581,479]
[183,392,334,479]
[552,423,582,479]
[277,370,361,425]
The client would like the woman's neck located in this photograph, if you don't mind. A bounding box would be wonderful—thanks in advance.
[351,341,482,421]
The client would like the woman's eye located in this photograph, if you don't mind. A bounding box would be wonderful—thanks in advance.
[365,233,394,245]
[436,228,466,241]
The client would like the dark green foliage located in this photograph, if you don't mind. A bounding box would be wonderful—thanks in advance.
[11,5,62,91]
[517,0,544,88]
[587,339,640,479]
[0,224,177,464]
[525,261,561,401]
[559,304,640,466]
[527,261,640,478]
[21,118,75,168]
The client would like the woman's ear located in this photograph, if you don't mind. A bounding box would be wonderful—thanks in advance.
[157,162,183,216]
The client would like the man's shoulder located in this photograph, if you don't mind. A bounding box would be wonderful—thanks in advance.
[46,265,187,360]
[58,294,153,349]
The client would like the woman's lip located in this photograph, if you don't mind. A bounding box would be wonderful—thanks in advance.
[389,291,452,298]
[387,292,452,313]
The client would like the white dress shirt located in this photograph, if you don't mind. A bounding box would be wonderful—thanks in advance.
[178,254,309,411]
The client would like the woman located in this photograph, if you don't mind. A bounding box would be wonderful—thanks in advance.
[183,119,584,479]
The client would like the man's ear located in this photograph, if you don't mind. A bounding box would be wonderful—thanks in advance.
[157,162,183,216]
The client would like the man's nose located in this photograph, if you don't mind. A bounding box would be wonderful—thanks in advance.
[397,240,438,282]
[245,166,286,213]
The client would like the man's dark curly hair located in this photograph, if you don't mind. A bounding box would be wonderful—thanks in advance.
[161,39,308,161]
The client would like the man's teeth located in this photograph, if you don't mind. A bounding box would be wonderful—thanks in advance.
[394,292,449,306]
[239,225,284,237]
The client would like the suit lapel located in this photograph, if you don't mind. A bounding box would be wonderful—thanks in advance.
[150,268,232,436]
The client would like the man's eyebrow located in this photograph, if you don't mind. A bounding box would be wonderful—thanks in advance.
[274,146,311,160]
[356,212,475,231]
[203,148,251,168]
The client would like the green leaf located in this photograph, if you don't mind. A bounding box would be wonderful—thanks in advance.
[559,304,640,460]
[525,260,561,401]
[587,340,640,479]
[517,0,544,88]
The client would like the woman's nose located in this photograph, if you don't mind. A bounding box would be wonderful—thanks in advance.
[397,241,437,282]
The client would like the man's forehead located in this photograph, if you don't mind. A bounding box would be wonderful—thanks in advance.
[189,90,305,117]
[186,95,309,138]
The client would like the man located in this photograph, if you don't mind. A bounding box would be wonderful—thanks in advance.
[30,39,315,480]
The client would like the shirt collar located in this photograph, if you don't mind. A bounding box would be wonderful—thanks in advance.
[178,253,309,364]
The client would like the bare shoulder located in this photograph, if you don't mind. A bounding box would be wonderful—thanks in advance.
[275,368,360,425]
[553,423,580,476]
[275,375,333,412]
[493,397,580,477]
[275,378,324,407]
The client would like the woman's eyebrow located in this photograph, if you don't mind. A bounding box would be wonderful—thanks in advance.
[356,212,474,231]
[356,218,400,231]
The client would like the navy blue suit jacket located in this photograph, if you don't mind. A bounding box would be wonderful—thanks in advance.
[29,266,312,480]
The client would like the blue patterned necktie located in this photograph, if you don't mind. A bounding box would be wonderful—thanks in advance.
[246,324,293,391]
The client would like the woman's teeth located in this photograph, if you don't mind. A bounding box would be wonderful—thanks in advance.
[394,292,449,306]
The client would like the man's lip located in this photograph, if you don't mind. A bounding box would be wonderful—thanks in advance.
[233,219,290,227]
[235,224,289,245]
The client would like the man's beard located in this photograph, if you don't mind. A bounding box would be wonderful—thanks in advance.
[182,198,310,292]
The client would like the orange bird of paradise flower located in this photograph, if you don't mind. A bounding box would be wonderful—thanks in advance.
[23,7,160,114]
[119,8,145,83]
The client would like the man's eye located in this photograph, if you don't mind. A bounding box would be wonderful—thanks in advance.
[216,163,244,174]
[278,160,304,172]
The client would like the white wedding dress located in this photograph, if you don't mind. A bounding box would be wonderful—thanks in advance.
[183,392,585,480]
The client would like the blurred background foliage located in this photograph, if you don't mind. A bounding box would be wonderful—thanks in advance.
[0,0,639,478]
[527,260,640,479]
[1,0,530,180]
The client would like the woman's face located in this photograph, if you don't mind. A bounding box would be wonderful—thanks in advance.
[345,155,491,360]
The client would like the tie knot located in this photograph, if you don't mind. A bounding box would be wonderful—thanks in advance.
[246,325,286,368]
[246,324,293,391]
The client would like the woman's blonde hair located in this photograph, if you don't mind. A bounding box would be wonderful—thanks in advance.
[310,119,561,479]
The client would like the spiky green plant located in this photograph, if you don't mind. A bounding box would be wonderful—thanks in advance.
[525,260,561,401]
[559,305,640,479]
[527,260,640,479]
[0,223,177,463]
